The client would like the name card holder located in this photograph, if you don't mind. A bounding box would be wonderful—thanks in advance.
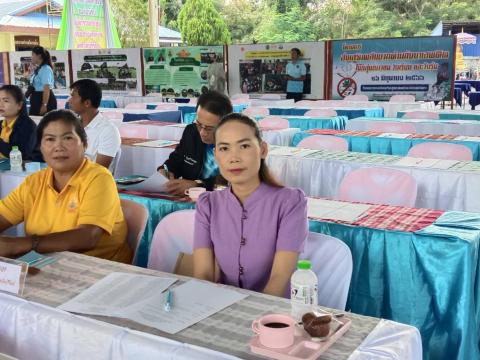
[0,257,28,296]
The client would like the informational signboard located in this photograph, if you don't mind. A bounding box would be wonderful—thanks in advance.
[56,0,121,49]
[143,46,224,98]
[8,51,70,94]
[228,42,325,99]
[0,53,8,86]
[330,36,455,101]
[71,48,142,95]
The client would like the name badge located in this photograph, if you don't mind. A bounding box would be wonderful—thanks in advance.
[0,257,28,296]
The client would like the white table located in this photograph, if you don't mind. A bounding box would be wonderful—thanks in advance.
[346,118,480,136]
[249,99,295,107]
[266,150,480,212]
[115,144,174,177]
[103,95,163,108]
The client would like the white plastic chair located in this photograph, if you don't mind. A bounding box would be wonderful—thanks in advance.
[402,111,439,120]
[304,109,337,117]
[343,94,368,102]
[125,103,147,110]
[119,125,149,138]
[243,107,269,117]
[300,232,352,310]
[407,142,473,161]
[297,135,348,151]
[110,148,121,175]
[148,210,195,274]
[120,199,149,264]
[258,116,289,130]
[295,100,316,107]
[102,111,124,122]
[231,94,249,101]
[368,121,416,134]
[389,94,416,103]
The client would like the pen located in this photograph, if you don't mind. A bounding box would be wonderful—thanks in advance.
[164,289,173,312]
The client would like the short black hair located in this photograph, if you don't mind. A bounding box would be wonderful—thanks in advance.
[196,91,233,118]
[0,85,27,115]
[291,48,301,56]
[70,79,102,108]
[37,109,87,147]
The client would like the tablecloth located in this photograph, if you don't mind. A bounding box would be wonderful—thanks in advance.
[269,107,384,119]
[397,109,480,121]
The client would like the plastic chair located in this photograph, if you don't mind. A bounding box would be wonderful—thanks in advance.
[148,210,195,276]
[57,99,67,109]
[258,116,289,130]
[368,121,416,134]
[407,142,473,161]
[304,109,337,117]
[295,100,316,107]
[338,167,418,207]
[120,199,149,264]
[148,103,178,111]
[125,103,147,110]
[110,148,122,175]
[300,232,352,310]
[402,111,439,119]
[260,93,282,100]
[389,94,415,103]
[102,111,124,122]
[297,135,348,151]
[343,94,368,102]
[243,107,269,117]
[119,125,149,138]
[231,94,249,101]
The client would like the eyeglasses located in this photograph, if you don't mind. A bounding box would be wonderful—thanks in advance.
[194,120,216,133]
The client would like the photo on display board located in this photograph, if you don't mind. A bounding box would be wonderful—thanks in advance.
[143,46,224,97]
[12,56,67,91]
[76,54,137,92]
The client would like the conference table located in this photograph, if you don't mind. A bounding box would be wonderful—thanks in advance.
[175,104,248,118]
[268,107,384,119]
[257,115,348,131]
[291,129,480,160]
[99,108,182,123]
[265,146,480,212]
[397,109,480,121]
[0,251,422,360]
[346,116,480,136]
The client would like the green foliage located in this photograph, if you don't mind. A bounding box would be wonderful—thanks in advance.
[222,0,263,43]
[110,0,149,48]
[178,0,231,45]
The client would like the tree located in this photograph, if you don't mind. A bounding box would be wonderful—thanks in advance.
[222,0,263,43]
[110,0,149,48]
[178,0,231,45]
[160,0,184,30]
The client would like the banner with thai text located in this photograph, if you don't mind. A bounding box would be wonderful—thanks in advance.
[330,37,455,101]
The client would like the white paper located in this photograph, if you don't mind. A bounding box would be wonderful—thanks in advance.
[124,171,168,193]
[129,280,248,334]
[268,146,319,157]
[454,136,480,141]
[394,157,439,168]
[431,159,459,170]
[58,273,177,316]
[59,274,247,334]
[379,132,411,139]
[167,123,188,128]
[0,261,22,294]
[132,139,179,148]
[307,198,371,222]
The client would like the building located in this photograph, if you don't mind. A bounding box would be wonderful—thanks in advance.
[158,25,182,46]
[0,0,63,51]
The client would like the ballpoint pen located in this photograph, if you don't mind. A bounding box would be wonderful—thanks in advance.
[164,289,173,312]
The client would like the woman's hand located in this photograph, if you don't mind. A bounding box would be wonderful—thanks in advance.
[39,104,48,115]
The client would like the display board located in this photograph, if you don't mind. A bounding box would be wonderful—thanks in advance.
[330,36,455,101]
[71,48,142,95]
[228,42,325,99]
[143,46,224,98]
[8,50,70,94]
[0,53,8,86]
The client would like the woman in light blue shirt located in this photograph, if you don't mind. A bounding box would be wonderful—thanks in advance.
[29,46,57,116]
[286,48,306,103]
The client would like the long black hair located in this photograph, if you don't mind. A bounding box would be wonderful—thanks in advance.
[214,113,283,188]
[32,46,54,73]
[0,85,28,116]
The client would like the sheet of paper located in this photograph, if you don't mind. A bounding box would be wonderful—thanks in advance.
[128,280,248,334]
[444,119,477,124]
[454,136,480,142]
[268,146,319,157]
[379,132,411,139]
[307,198,371,222]
[167,123,188,128]
[124,171,168,193]
[132,139,179,148]
[58,272,177,316]
[394,157,439,168]
[431,159,459,170]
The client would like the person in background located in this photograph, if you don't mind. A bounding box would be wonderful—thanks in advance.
[207,54,227,95]
[158,91,233,195]
[193,113,308,297]
[285,48,306,103]
[68,79,121,171]
[0,110,131,263]
[0,85,37,159]
[29,46,57,116]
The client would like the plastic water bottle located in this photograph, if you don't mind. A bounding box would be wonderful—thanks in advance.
[291,260,318,321]
[9,146,23,172]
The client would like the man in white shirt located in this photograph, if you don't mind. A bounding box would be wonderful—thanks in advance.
[68,79,121,170]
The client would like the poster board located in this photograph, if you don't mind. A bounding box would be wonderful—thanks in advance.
[8,50,71,94]
[143,46,224,98]
[0,53,8,86]
[330,36,455,101]
[228,42,325,99]
[71,48,142,95]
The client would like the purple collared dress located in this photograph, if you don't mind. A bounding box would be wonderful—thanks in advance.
[194,182,308,292]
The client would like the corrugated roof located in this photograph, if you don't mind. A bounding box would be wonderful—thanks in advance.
[158,26,181,39]
[0,13,61,28]
[0,0,63,17]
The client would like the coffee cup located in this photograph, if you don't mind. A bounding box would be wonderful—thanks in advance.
[184,187,206,201]
[25,162,41,173]
[251,314,295,349]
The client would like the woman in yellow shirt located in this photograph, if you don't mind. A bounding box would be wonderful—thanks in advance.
[0,109,131,263]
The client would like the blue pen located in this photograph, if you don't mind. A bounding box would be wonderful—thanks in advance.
[164,289,173,312]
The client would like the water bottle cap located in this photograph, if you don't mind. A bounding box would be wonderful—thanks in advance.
[12,146,18,150]
[297,260,311,270]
